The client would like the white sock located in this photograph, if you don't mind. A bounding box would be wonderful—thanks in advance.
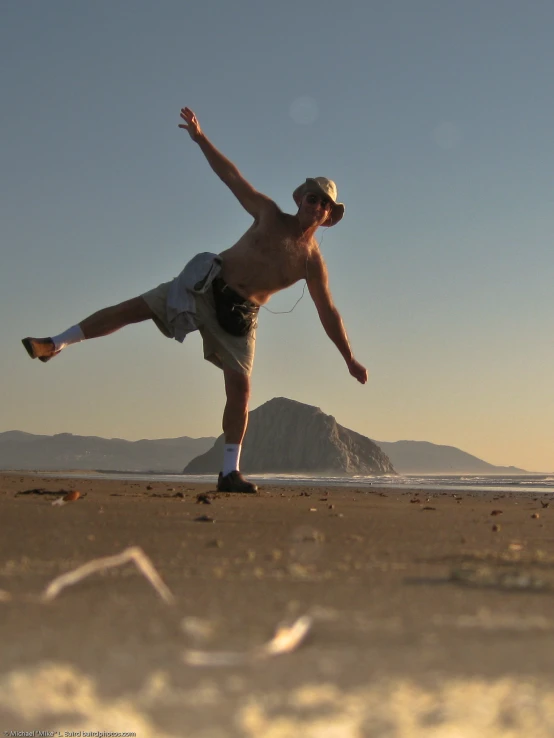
[223,444,241,476]
[52,325,85,352]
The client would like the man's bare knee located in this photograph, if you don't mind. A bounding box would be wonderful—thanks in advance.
[224,368,250,405]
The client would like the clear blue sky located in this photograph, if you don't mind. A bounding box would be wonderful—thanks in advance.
[2,1,552,471]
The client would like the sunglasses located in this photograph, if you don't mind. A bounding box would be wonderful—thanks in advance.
[305,192,332,210]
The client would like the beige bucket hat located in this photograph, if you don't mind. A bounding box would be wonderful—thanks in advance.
[292,176,345,227]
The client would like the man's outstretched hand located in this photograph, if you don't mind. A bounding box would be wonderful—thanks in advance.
[347,357,368,384]
[179,107,202,141]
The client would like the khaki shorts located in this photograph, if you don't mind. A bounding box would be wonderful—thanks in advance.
[142,281,256,376]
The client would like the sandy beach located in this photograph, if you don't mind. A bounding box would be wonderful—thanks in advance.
[1,472,554,737]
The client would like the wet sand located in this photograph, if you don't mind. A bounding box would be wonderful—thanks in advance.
[1,472,554,737]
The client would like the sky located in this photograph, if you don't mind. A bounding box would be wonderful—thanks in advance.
[1,0,553,472]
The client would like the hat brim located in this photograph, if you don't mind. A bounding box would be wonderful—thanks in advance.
[293,178,345,227]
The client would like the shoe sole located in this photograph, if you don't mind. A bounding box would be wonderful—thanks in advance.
[21,338,36,359]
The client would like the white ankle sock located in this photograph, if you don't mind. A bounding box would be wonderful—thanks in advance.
[52,325,85,352]
[223,444,241,476]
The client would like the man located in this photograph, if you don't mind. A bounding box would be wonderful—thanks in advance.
[22,107,368,493]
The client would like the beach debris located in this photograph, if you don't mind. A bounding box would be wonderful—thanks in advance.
[508,541,523,551]
[196,493,212,505]
[490,510,503,516]
[410,498,421,504]
[541,501,550,509]
[51,490,81,507]
[291,527,325,544]
[450,565,549,591]
[146,485,153,490]
[492,524,501,532]
[181,616,216,642]
[194,515,214,523]
[40,546,175,604]
[183,614,312,666]
[309,507,317,512]
[16,487,50,497]
[422,506,436,511]
[531,513,540,519]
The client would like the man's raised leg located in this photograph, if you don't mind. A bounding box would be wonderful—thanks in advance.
[22,297,154,363]
[217,365,258,493]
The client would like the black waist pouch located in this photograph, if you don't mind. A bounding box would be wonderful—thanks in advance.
[212,277,259,337]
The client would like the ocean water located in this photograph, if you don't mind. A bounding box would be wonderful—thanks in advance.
[27,471,554,494]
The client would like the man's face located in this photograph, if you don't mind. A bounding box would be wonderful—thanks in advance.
[302,191,332,225]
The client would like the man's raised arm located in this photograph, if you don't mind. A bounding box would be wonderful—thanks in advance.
[306,250,368,384]
[179,107,273,220]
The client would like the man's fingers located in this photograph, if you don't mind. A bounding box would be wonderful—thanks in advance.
[350,364,368,384]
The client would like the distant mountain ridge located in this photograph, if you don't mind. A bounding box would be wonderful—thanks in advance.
[0,431,215,472]
[374,440,528,475]
[1,396,532,475]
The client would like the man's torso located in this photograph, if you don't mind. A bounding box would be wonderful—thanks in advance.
[218,205,317,305]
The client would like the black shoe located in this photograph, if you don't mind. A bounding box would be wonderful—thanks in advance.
[22,337,60,362]
[217,470,258,494]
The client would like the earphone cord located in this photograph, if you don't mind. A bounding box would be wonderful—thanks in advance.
[261,229,326,315]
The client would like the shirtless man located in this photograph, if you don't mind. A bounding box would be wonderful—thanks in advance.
[22,107,368,493]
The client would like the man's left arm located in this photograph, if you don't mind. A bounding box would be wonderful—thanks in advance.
[306,251,368,384]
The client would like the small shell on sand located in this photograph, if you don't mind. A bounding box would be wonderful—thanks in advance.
[52,491,80,507]
[63,491,80,502]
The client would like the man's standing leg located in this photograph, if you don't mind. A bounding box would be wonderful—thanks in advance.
[22,297,154,362]
[217,365,258,493]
